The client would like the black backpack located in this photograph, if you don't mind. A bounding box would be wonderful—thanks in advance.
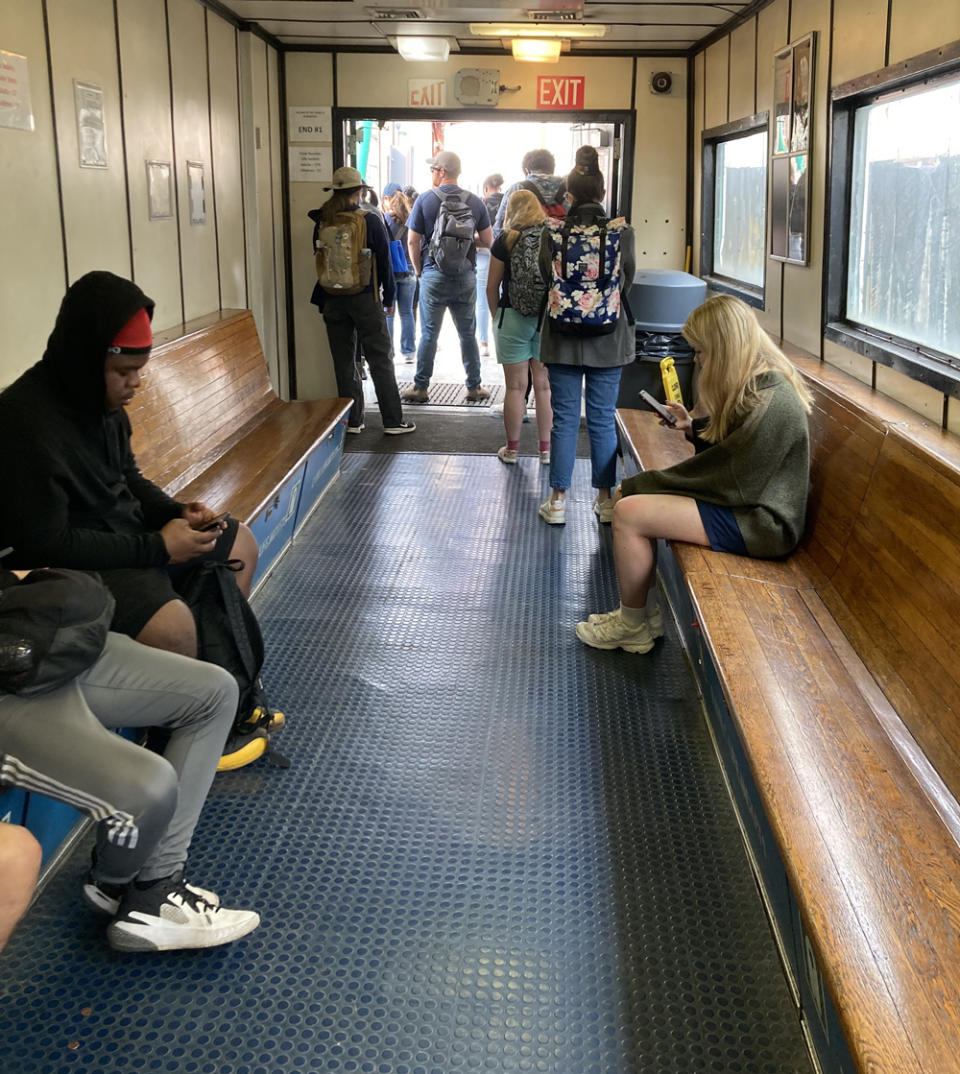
[428,189,476,274]
[0,568,114,696]
[175,560,288,768]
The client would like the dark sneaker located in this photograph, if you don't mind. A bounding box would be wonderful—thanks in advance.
[466,386,490,402]
[384,421,416,435]
[83,873,219,916]
[402,386,429,403]
[107,873,259,952]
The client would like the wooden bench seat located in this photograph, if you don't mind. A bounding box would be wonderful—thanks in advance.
[615,360,960,1074]
[129,309,352,584]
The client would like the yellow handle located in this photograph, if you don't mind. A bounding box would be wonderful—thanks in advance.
[660,356,684,406]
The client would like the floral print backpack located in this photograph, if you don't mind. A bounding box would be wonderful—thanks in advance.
[544,217,627,336]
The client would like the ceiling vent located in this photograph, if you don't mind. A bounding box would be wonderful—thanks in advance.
[528,8,583,20]
[369,8,424,19]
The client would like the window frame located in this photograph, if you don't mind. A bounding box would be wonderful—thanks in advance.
[700,112,769,310]
[825,41,960,398]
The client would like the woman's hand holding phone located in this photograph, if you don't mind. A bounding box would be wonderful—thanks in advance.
[662,400,692,433]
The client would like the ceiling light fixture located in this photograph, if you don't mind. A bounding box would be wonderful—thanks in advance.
[511,38,562,62]
[469,22,607,39]
[396,36,451,61]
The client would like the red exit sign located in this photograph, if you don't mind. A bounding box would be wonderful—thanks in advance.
[537,76,585,110]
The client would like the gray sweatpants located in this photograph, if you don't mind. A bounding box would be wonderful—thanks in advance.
[0,633,237,884]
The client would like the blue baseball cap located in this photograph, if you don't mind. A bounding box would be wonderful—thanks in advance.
[382,182,403,197]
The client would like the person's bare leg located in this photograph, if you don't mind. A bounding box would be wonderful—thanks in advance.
[530,360,552,446]
[228,523,259,598]
[502,363,528,446]
[0,826,41,952]
[136,599,198,658]
[612,495,709,607]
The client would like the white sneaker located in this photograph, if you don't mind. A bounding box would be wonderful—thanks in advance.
[346,424,364,434]
[538,496,566,525]
[587,603,664,639]
[402,353,415,363]
[539,450,551,465]
[498,446,518,464]
[107,873,259,952]
[593,495,615,523]
[575,610,656,653]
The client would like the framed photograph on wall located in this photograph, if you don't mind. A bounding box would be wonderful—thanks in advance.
[187,161,206,225]
[770,32,815,265]
[74,81,107,168]
[146,160,173,220]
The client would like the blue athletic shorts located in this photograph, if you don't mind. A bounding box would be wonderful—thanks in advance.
[696,501,748,555]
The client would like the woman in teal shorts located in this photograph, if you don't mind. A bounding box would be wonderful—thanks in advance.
[485,190,553,465]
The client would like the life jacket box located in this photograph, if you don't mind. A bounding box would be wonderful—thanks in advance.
[617,269,705,409]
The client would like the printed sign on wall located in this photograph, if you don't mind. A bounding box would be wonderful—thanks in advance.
[289,145,333,182]
[0,49,34,131]
[288,107,332,143]
[536,76,585,111]
[408,78,446,107]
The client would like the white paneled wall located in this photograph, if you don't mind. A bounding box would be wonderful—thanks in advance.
[0,0,281,391]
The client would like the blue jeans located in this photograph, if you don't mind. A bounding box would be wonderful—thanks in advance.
[414,268,482,390]
[387,275,417,356]
[547,364,623,491]
[475,249,491,344]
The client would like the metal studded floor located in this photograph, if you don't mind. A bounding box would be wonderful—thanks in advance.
[1,452,811,1074]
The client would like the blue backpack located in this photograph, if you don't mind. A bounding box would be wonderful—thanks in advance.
[544,217,627,337]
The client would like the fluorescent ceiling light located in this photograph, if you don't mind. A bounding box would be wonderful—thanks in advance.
[511,38,562,62]
[469,22,607,39]
[396,36,451,61]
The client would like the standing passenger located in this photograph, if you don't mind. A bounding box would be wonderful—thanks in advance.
[536,146,635,526]
[485,189,552,465]
[493,149,567,234]
[309,166,415,436]
[402,152,493,404]
[476,173,504,358]
[382,182,417,364]
[576,295,812,653]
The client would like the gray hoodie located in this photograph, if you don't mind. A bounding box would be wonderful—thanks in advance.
[493,174,567,233]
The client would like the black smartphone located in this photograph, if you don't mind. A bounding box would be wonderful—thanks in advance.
[195,511,228,532]
[638,389,678,426]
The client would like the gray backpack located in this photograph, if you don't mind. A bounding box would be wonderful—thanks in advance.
[428,189,475,275]
[506,226,547,317]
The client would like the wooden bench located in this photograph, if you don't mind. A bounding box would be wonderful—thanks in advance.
[616,351,960,1074]
[12,310,352,874]
[129,309,352,588]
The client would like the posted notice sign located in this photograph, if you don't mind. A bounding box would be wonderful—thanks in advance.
[288,106,332,143]
[536,76,585,110]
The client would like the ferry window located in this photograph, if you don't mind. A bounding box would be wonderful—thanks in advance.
[700,116,768,306]
[846,79,960,363]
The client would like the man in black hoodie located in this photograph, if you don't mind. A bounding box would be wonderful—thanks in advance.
[0,271,259,659]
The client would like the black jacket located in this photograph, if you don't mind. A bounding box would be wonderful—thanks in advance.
[0,271,181,570]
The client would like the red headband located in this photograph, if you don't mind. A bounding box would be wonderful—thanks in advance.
[109,307,152,354]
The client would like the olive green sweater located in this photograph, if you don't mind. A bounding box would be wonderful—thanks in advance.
[620,371,810,558]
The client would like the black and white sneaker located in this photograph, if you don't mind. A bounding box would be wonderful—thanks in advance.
[107,872,259,952]
[384,421,416,436]
[83,871,220,916]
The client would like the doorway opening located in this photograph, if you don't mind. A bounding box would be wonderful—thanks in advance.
[334,110,633,423]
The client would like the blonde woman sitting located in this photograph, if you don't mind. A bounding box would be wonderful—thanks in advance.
[577,294,813,653]
[485,189,553,465]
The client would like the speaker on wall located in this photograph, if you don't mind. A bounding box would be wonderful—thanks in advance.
[651,71,673,95]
